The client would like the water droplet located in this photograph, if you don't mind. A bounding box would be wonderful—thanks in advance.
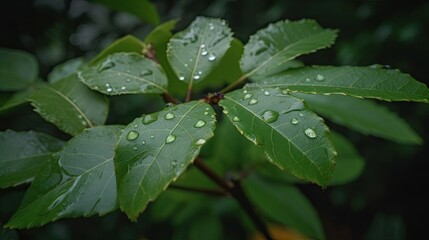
[261,110,279,123]
[305,78,311,82]
[141,140,146,145]
[78,115,83,119]
[204,111,209,115]
[121,86,126,90]
[195,138,206,145]
[201,50,208,56]
[150,134,155,139]
[198,71,202,75]
[171,160,177,166]
[106,87,113,93]
[205,107,210,111]
[291,118,299,125]
[209,24,215,30]
[304,128,317,139]
[249,99,258,105]
[97,59,115,72]
[298,113,304,117]
[282,90,289,95]
[194,120,206,128]
[232,116,240,122]
[143,114,158,125]
[166,134,176,143]
[179,76,185,81]
[200,44,206,48]
[263,90,271,96]
[133,124,138,128]
[140,69,153,77]
[81,120,87,126]
[133,146,138,150]
[193,74,200,80]
[208,53,216,61]
[315,74,325,81]
[126,131,139,141]
[165,112,175,120]
[126,78,131,83]
[210,114,215,119]
[244,93,253,100]
[184,63,188,67]
[165,103,174,108]
[243,90,248,94]
[222,109,229,114]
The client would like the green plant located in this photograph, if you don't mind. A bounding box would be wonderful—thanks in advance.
[1,15,428,239]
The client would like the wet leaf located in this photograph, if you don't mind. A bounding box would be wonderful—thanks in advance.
[115,101,216,220]
[89,35,145,65]
[6,126,123,228]
[0,130,64,188]
[48,58,84,83]
[79,53,168,95]
[219,88,336,186]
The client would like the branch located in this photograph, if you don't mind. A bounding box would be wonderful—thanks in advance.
[170,184,229,197]
[194,158,273,240]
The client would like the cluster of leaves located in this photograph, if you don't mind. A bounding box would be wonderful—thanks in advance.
[1,15,428,239]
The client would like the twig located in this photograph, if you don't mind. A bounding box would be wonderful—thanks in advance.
[194,158,273,240]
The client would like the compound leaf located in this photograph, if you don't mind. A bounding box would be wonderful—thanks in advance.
[219,88,336,187]
[0,130,64,188]
[241,20,337,78]
[115,101,216,220]
[6,126,123,228]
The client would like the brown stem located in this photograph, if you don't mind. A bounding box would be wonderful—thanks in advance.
[162,92,178,104]
[193,158,273,240]
[170,184,229,197]
[185,85,193,102]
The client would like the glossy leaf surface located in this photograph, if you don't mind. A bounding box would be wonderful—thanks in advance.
[0,130,64,188]
[294,93,422,144]
[254,66,429,102]
[115,101,216,220]
[241,20,337,78]
[28,75,108,136]
[244,175,324,239]
[48,58,84,83]
[167,17,233,85]
[79,53,168,95]
[89,35,145,65]
[0,48,38,91]
[6,126,123,228]
[219,88,336,186]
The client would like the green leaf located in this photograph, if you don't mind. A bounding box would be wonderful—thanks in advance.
[115,101,216,220]
[0,48,38,91]
[0,81,45,112]
[0,130,64,188]
[89,35,145,65]
[92,0,160,25]
[243,175,324,239]
[294,93,422,144]
[330,132,365,185]
[167,17,233,86]
[48,58,84,83]
[28,75,109,136]
[79,53,168,95]
[240,19,337,78]
[145,19,178,46]
[219,88,336,186]
[6,126,123,228]
[254,66,429,102]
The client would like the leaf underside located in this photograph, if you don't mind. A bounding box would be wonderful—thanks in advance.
[115,101,216,220]
[219,87,336,187]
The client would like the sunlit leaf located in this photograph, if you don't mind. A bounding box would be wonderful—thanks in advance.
[0,48,38,91]
[241,20,337,78]
[0,130,64,188]
[219,87,336,187]
[115,101,216,220]
[79,53,168,95]
[6,126,123,228]
[167,17,233,86]
[28,75,108,136]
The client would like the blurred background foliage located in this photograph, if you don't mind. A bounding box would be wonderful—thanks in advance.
[1,0,428,239]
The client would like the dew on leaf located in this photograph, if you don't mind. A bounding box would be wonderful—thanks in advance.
[249,99,258,105]
[194,120,206,128]
[201,50,208,56]
[195,138,206,145]
[315,74,325,81]
[232,116,240,122]
[304,128,317,139]
[291,118,299,125]
[171,160,177,166]
[263,90,271,96]
[305,78,311,82]
[222,109,229,114]
[121,86,126,90]
[150,134,155,139]
[126,78,131,83]
[106,87,113,93]
[142,114,158,125]
[298,112,304,117]
[140,69,153,77]
[208,54,216,61]
[261,110,279,123]
[244,93,253,100]
[133,146,138,150]
[204,111,209,116]
[141,140,146,145]
[166,134,176,143]
[179,76,185,81]
[193,74,201,80]
[164,112,175,120]
[97,59,115,72]
[126,130,139,141]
